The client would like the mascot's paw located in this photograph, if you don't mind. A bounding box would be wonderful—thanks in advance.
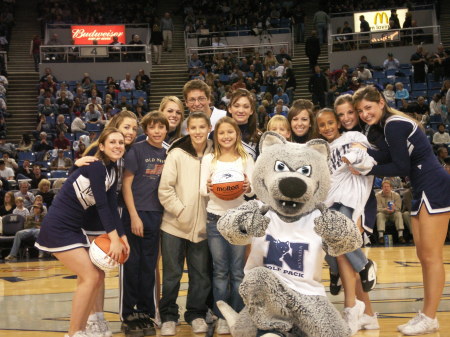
[314,207,363,256]
[240,267,294,332]
[218,200,271,245]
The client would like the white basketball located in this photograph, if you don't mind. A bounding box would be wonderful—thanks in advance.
[89,240,118,271]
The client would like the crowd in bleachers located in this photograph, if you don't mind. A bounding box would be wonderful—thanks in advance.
[0,0,13,141]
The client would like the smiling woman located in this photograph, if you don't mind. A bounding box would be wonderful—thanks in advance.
[35,127,129,337]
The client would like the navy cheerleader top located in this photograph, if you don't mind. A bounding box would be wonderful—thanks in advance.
[42,160,125,236]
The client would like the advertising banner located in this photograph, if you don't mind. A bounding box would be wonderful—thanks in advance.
[354,9,408,32]
[71,25,126,45]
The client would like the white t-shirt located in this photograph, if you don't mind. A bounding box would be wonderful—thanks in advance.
[0,166,14,179]
[200,154,254,216]
[325,131,375,222]
[245,202,326,297]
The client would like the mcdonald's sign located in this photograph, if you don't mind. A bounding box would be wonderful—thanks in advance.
[374,12,389,25]
[354,8,407,32]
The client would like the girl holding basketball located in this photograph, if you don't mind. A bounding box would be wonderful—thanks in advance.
[35,127,130,337]
[200,116,254,335]
[352,86,450,335]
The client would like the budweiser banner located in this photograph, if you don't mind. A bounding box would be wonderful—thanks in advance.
[71,25,126,45]
[353,9,408,32]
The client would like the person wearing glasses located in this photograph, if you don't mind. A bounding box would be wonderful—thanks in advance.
[181,79,227,134]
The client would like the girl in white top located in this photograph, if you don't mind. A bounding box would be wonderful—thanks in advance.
[200,116,254,335]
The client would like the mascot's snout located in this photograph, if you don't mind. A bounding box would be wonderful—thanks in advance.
[278,177,306,199]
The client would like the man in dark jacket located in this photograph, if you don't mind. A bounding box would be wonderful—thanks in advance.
[308,65,328,108]
[305,30,321,69]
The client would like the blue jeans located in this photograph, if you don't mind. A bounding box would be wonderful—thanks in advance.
[295,23,305,43]
[316,22,327,44]
[10,228,40,257]
[325,203,368,274]
[159,231,211,324]
[207,212,246,318]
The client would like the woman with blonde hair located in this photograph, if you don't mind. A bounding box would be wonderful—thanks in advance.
[159,96,184,146]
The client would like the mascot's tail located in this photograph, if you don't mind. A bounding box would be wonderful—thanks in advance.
[217,301,238,329]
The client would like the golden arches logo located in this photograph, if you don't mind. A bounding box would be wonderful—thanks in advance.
[374,12,389,25]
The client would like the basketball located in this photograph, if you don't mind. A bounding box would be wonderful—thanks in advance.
[89,234,127,271]
[211,169,245,201]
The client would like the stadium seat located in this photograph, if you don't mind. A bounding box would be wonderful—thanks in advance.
[51,170,69,178]
[410,90,427,99]
[372,71,385,79]
[18,152,36,162]
[412,82,427,91]
[85,123,103,132]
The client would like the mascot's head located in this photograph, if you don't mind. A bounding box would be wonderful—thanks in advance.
[253,132,331,222]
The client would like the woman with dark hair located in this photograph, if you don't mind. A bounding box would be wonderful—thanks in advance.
[17,134,34,152]
[352,85,450,336]
[287,99,316,143]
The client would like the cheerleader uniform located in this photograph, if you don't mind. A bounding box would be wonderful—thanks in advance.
[367,115,450,215]
[35,161,124,252]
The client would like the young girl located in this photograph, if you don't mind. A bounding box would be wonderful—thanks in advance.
[287,99,316,143]
[13,197,30,218]
[35,128,130,337]
[200,116,254,334]
[0,191,15,216]
[267,115,292,140]
[353,85,450,335]
[316,108,377,335]
[158,112,214,336]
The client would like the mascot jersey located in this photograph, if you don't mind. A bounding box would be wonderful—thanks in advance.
[245,201,326,297]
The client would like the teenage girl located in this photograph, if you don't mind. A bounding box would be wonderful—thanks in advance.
[266,115,292,140]
[75,111,138,337]
[35,128,130,337]
[287,99,316,144]
[316,108,376,335]
[158,112,214,336]
[226,88,261,160]
[353,86,450,336]
[200,116,254,335]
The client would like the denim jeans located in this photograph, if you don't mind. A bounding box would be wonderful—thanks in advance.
[295,23,305,43]
[325,203,368,274]
[159,231,211,324]
[10,228,40,257]
[206,212,246,318]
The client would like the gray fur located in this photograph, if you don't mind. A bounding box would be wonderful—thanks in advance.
[218,131,360,337]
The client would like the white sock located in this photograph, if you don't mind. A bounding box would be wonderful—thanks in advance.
[398,230,403,237]
[378,232,384,238]
[96,312,105,321]
[88,314,98,322]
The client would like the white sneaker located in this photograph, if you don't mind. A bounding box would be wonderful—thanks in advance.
[64,331,89,337]
[399,312,439,335]
[160,321,176,336]
[84,321,105,337]
[397,313,423,332]
[359,313,380,330]
[216,318,230,334]
[98,320,112,337]
[191,318,208,333]
[342,299,365,336]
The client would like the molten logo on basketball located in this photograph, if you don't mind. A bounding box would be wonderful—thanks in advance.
[216,184,241,192]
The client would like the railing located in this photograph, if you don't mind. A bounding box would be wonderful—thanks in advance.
[185,26,291,40]
[329,3,435,17]
[328,25,440,54]
[0,51,7,72]
[39,44,152,63]
[186,42,290,64]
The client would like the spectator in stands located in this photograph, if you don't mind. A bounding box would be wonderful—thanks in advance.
[89,89,102,105]
[275,47,292,64]
[188,53,205,79]
[39,67,57,84]
[0,135,16,157]
[411,45,427,83]
[56,91,72,115]
[16,159,32,179]
[85,97,103,115]
[264,50,277,70]
[70,97,84,116]
[231,76,246,91]
[40,75,57,94]
[134,96,148,114]
[30,164,44,189]
[120,73,135,92]
[53,131,71,150]
[36,179,54,208]
[357,64,372,81]
[389,9,401,29]
[134,72,150,93]
[17,134,33,152]
[115,95,133,112]
[394,82,409,100]
[39,97,57,116]
[73,87,88,106]
[150,24,163,65]
[0,159,14,180]
[270,99,289,118]
[442,49,450,81]
[273,87,289,106]
[430,93,442,117]
[14,182,35,209]
[383,53,400,71]
[305,30,320,69]
[308,65,328,108]
[128,34,144,61]
[2,153,17,170]
[437,146,449,166]
[12,196,30,218]
[46,33,63,61]
[84,103,102,123]
[359,15,370,32]
[30,35,42,72]
[384,83,396,104]
[109,35,124,60]
[37,89,54,105]
[4,203,45,261]
[56,82,73,100]
[313,9,329,44]
[433,124,450,145]
[291,4,306,43]
[376,179,406,244]
[161,12,174,52]
[55,114,69,134]
[414,96,430,116]
[74,141,86,160]
[51,148,73,171]
[0,191,15,216]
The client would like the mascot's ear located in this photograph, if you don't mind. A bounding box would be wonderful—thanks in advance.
[259,131,287,153]
[306,138,330,160]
